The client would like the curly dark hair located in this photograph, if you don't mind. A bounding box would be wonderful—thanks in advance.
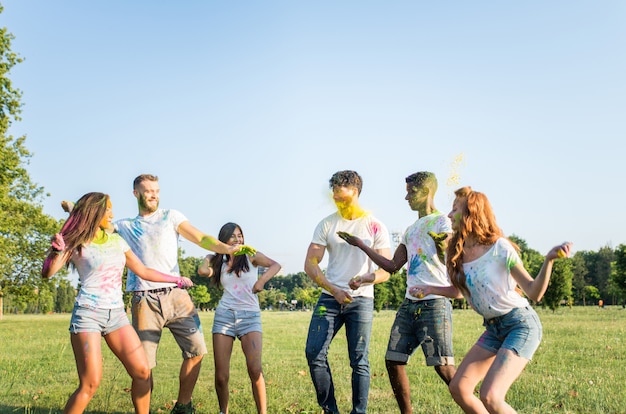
[329,170,363,195]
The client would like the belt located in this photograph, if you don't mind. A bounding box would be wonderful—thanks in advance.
[135,286,178,296]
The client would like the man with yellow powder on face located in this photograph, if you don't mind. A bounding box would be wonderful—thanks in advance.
[304,170,391,414]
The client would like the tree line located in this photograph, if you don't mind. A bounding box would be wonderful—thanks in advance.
[1,5,625,317]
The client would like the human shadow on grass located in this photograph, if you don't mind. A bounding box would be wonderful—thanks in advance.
[0,404,131,414]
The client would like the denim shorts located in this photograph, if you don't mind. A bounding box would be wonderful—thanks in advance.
[477,306,542,360]
[69,303,130,335]
[212,307,262,339]
[386,298,455,366]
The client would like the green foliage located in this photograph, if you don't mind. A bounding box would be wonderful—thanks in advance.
[542,258,573,311]
[609,244,626,305]
[188,284,211,309]
[510,234,544,277]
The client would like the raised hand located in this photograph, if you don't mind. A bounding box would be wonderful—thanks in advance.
[428,231,447,262]
[234,245,257,256]
[51,233,66,252]
[337,231,364,248]
[551,242,573,260]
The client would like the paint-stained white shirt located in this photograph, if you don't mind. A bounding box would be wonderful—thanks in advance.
[72,233,130,309]
[115,209,187,292]
[462,238,529,319]
[403,211,452,300]
[217,261,261,312]
[312,212,390,298]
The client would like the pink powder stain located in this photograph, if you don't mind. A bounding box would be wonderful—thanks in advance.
[369,222,380,236]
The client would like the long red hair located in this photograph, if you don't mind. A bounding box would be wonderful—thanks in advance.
[446,187,518,297]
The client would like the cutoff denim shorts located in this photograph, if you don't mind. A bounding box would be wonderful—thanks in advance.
[212,307,262,339]
[477,306,542,360]
[69,303,130,335]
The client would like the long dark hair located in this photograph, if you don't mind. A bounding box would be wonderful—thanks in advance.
[210,222,250,287]
[59,192,109,267]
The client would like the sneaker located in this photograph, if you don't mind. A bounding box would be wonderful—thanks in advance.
[170,401,196,414]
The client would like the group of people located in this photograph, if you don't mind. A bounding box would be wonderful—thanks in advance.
[304,170,571,414]
[42,170,571,414]
[43,174,277,414]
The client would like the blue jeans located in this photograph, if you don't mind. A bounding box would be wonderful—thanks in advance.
[305,294,374,414]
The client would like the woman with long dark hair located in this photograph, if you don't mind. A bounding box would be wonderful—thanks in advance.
[42,192,193,414]
[198,222,281,414]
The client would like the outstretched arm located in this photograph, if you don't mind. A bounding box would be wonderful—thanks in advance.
[409,284,463,299]
[337,232,407,273]
[178,221,256,256]
[512,242,572,302]
[125,250,193,287]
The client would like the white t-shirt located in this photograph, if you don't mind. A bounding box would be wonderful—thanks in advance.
[311,212,391,298]
[72,233,130,309]
[462,237,530,319]
[403,211,452,300]
[217,261,261,312]
[115,209,187,292]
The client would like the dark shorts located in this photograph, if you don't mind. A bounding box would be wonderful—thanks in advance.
[385,298,455,366]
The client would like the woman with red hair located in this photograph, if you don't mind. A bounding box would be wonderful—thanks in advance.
[411,186,571,414]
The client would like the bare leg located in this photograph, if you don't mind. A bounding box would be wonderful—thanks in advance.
[241,331,266,414]
[386,360,412,414]
[213,333,235,414]
[105,325,151,414]
[64,332,102,414]
[479,348,529,413]
[176,355,203,404]
[434,364,456,385]
[449,344,493,414]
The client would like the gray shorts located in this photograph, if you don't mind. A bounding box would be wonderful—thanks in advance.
[69,303,130,335]
[131,287,207,368]
[212,307,262,339]
[386,298,455,366]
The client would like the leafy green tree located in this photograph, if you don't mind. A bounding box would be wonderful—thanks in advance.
[583,285,600,304]
[571,253,589,305]
[510,235,544,277]
[188,285,211,310]
[610,244,626,306]
[0,7,61,313]
[55,278,76,312]
[373,282,390,312]
[582,246,615,303]
[542,258,573,312]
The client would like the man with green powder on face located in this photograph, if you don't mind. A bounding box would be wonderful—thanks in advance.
[338,171,456,414]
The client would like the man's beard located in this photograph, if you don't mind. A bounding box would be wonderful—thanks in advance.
[139,195,158,213]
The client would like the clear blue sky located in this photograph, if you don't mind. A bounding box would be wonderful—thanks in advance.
[4,1,625,275]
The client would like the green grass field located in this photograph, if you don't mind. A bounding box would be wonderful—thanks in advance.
[1,306,625,413]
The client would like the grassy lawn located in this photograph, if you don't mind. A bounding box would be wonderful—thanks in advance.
[1,306,624,413]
